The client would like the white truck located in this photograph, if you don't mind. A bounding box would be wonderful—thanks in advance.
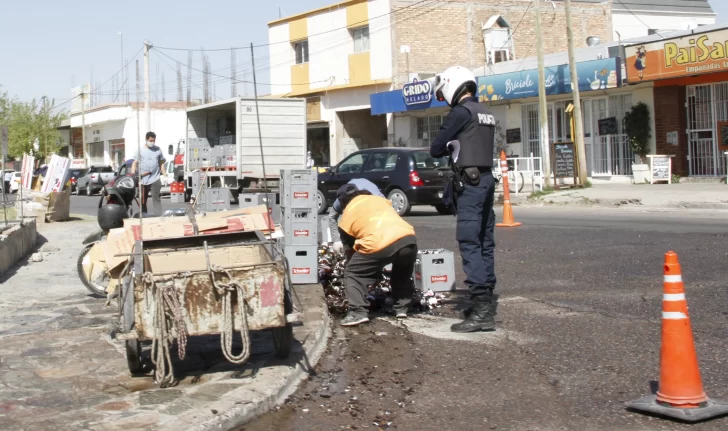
[184,96,307,202]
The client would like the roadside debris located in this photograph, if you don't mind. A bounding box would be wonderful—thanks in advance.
[318,244,449,314]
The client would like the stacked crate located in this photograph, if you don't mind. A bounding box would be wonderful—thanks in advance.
[187,138,211,171]
[280,169,318,284]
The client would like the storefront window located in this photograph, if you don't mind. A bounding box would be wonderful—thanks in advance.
[415,116,444,148]
[307,127,330,167]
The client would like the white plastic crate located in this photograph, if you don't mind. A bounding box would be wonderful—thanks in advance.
[284,245,318,284]
[415,249,456,292]
[240,193,279,224]
[282,207,318,246]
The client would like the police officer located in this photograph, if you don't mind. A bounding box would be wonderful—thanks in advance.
[430,66,497,333]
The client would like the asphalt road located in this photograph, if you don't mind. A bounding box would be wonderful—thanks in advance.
[245,206,728,431]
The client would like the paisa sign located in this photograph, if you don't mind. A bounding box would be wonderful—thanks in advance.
[402,78,432,106]
[626,28,728,83]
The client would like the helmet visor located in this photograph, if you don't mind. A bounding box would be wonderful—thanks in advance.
[434,75,445,102]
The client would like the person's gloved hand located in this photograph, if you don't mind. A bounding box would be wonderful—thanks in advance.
[332,241,344,254]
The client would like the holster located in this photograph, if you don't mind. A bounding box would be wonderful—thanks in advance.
[463,167,481,186]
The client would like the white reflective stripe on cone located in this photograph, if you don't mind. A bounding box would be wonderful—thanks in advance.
[663,293,686,301]
[662,311,688,320]
[664,275,682,283]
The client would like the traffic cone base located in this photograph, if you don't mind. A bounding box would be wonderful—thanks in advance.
[496,151,521,228]
[627,251,728,423]
[626,395,728,423]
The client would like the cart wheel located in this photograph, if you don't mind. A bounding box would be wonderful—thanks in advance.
[273,289,294,359]
[272,323,293,359]
[126,339,143,374]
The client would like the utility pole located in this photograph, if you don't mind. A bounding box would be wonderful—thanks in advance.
[81,90,87,167]
[565,0,587,185]
[534,0,551,185]
[144,41,152,133]
[186,50,193,105]
[119,32,125,104]
[231,49,237,98]
[177,62,183,102]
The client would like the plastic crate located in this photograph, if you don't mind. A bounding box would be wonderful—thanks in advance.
[415,249,456,292]
[281,184,316,209]
[240,193,280,224]
[282,207,318,246]
[198,188,231,212]
[283,245,318,284]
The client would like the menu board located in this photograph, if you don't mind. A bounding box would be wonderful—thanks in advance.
[553,142,576,179]
[506,128,521,144]
[651,156,670,182]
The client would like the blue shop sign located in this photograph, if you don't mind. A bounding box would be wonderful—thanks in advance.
[476,58,622,102]
[370,84,448,116]
[402,78,432,105]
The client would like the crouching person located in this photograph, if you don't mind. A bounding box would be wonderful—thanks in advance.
[336,183,418,327]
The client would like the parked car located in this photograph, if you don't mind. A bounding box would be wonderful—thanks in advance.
[316,147,452,216]
[9,172,21,193]
[76,166,117,196]
[66,168,88,194]
[159,160,175,195]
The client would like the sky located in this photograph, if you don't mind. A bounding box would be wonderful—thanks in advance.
[0,0,727,110]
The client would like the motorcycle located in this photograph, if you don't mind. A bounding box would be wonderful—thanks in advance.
[76,172,187,296]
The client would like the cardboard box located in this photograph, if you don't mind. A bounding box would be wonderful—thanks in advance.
[104,227,135,271]
[146,244,270,274]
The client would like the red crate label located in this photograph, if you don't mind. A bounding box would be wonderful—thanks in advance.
[294,229,309,236]
[292,267,311,275]
[431,275,448,283]
[294,192,309,199]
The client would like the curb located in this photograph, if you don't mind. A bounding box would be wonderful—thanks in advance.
[522,198,728,210]
[191,302,332,431]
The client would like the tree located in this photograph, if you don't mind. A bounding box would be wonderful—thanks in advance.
[0,91,67,161]
[624,102,652,163]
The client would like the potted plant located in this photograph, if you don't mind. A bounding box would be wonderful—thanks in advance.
[623,102,652,184]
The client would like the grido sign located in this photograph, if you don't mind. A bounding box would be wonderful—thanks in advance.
[402,78,432,106]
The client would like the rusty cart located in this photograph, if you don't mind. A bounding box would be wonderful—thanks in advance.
[115,227,294,385]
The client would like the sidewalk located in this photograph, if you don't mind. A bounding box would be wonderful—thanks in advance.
[0,220,330,431]
[522,183,728,210]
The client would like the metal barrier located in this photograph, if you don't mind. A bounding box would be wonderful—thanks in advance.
[492,154,544,194]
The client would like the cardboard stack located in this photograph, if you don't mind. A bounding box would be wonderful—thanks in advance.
[85,205,280,295]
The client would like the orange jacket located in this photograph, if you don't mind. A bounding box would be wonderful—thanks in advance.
[338,195,415,254]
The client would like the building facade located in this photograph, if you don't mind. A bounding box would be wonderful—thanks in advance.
[625,25,728,178]
[268,0,614,166]
[609,0,716,41]
[66,102,187,169]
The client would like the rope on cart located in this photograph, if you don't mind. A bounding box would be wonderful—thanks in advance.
[143,272,188,386]
[204,242,253,364]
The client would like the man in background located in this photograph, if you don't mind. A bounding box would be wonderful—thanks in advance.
[131,131,166,215]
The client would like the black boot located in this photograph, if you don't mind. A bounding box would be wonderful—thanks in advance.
[451,292,496,333]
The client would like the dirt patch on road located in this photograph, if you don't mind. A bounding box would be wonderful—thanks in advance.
[241,319,423,430]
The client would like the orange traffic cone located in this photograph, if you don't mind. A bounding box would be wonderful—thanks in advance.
[495,151,521,228]
[626,251,728,422]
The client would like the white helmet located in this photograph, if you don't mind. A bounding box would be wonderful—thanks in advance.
[434,66,477,107]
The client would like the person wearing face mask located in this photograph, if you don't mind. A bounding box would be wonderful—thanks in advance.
[131,131,166,215]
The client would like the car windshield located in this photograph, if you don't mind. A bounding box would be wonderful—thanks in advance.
[412,151,449,169]
[70,170,86,177]
[99,167,114,173]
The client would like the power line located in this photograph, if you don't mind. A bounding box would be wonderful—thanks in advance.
[614,0,664,38]
[154,0,436,52]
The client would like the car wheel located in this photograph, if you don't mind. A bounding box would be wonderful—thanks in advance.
[86,184,93,196]
[435,204,453,215]
[387,189,411,216]
[317,189,328,214]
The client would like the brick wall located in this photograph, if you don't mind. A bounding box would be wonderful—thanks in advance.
[653,86,688,177]
[391,0,612,87]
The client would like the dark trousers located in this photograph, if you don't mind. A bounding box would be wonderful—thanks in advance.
[456,173,496,295]
[344,239,418,314]
[2,181,9,194]
[141,179,162,215]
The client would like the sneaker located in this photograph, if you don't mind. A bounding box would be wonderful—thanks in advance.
[340,313,370,327]
[394,307,408,319]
